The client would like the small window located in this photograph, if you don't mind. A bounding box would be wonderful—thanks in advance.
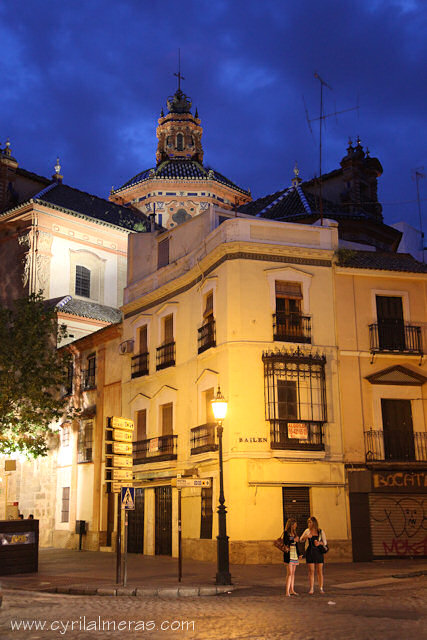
[135,409,147,442]
[200,485,213,539]
[158,237,169,269]
[277,380,298,420]
[65,362,74,396]
[78,420,93,463]
[75,265,91,298]
[61,487,70,523]
[161,402,173,436]
[176,133,184,151]
[83,354,96,389]
[61,424,70,448]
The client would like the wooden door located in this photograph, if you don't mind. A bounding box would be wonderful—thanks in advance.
[376,296,405,350]
[381,399,415,461]
[155,486,172,555]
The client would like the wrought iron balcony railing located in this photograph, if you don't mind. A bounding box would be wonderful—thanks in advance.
[156,341,176,370]
[198,318,216,354]
[133,434,178,464]
[131,352,149,378]
[364,428,427,462]
[270,420,325,451]
[273,313,311,344]
[190,423,218,455]
[81,368,96,390]
[369,322,423,355]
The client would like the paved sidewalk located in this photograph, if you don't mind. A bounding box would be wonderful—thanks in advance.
[1,549,426,597]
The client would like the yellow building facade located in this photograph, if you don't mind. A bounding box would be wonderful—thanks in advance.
[335,254,427,560]
[119,208,350,562]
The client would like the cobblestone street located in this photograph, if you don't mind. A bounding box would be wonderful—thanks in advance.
[1,575,425,640]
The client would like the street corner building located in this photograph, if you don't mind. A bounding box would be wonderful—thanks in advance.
[1,87,426,563]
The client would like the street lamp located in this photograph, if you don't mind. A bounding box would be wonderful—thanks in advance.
[211,386,231,585]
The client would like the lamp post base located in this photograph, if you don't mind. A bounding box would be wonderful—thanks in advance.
[216,533,232,586]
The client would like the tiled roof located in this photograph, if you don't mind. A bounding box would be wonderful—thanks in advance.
[114,159,250,195]
[16,167,51,186]
[48,296,123,323]
[34,183,148,231]
[238,183,338,219]
[336,250,427,273]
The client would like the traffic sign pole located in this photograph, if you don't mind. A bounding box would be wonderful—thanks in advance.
[116,493,122,585]
[123,509,128,587]
[178,486,182,582]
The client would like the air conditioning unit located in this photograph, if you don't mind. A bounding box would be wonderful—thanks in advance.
[119,339,134,355]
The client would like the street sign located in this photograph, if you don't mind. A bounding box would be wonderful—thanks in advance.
[121,487,135,510]
[111,468,133,482]
[175,478,212,488]
[111,482,133,493]
[113,455,132,468]
[110,417,134,431]
[112,429,133,443]
[112,442,133,455]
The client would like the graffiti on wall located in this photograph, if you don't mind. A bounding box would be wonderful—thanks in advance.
[370,495,427,556]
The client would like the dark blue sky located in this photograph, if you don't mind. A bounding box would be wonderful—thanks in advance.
[1,1,425,229]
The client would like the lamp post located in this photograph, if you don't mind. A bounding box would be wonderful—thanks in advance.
[211,386,231,585]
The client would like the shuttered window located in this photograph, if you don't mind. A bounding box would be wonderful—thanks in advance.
[161,403,173,436]
[275,281,302,298]
[138,325,148,353]
[158,238,169,269]
[203,291,214,320]
[163,314,174,343]
[61,487,70,523]
[75,265,90,298]
[136,409,147,442]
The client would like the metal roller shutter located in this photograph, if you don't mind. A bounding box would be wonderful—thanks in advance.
[369,493,426,558]
[282,487,310,536]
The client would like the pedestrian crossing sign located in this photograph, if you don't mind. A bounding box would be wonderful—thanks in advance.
[121,486,135,510]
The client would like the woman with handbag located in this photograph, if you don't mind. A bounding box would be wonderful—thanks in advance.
[282,517,301,597]
[300,516,328,594]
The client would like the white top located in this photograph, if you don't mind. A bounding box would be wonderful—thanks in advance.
[302,528,327,545]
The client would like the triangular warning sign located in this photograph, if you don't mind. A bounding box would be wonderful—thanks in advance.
[122,488,134,509]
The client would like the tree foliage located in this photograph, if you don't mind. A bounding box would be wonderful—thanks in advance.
[0,293,73,457]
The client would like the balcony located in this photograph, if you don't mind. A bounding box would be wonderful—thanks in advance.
[270,420,325,451]
[131,352,149,378]
[133,434,178,464]
[369,322,423,355]
[198,318,216,354]
[156,341,176,370]
[364,428,427,462]
[273,313,311,344]
[81,368,96,390]
[190,423,218,455]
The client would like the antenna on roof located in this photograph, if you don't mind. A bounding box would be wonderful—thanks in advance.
[305,73,359,226]
[413,167,425,263]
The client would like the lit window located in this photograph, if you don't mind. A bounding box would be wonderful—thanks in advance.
[75,265,90,298]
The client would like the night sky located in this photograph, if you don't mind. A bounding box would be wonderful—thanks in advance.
[1,1,425,230]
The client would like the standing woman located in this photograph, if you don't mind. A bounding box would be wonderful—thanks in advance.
[300,516,327,594]
[282,517,300,597]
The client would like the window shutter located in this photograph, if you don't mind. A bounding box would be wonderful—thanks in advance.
[162,403,173,436]
[275,281,302,298]
[139,326,148,353]
[158,238,169,269]
[204,291,214,319]
[136,409,147,441]
[164,314,174,342]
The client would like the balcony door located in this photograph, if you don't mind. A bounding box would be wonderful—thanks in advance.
[376,296,405,350]
[381,399,415,461]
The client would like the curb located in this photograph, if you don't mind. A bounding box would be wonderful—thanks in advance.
[45,585,235,598]
[391,570,427,579]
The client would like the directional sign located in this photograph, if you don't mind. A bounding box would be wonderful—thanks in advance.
[112,442,133,455]
[176,478,212,488]
[110,482,133,493]
[112,455,132,468]
[112,429,133,443]
[121,487,135,510]
[111,468,133,482]
[109,417,134,431]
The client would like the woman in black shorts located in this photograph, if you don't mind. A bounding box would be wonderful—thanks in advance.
[300,516,327,594]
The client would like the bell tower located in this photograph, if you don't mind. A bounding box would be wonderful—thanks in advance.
[155,88,203,165]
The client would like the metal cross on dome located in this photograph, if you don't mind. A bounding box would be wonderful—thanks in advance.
[174,48,185,91]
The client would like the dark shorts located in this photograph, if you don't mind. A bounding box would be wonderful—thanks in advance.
[305,548,324,564]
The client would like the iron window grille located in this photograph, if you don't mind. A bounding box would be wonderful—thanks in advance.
[369,323,423,355]
[200,485,213,539]
[263,347,327,450]
[156,341,175,370]
[131,352,149,378]
[198,318,216,353]
[190,423,218,455]
[273,313,311,344]
[133,434,178,464]
[75,265,90,298]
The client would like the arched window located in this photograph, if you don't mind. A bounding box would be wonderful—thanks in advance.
[75,265,90,298]
[176,133,184,151]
